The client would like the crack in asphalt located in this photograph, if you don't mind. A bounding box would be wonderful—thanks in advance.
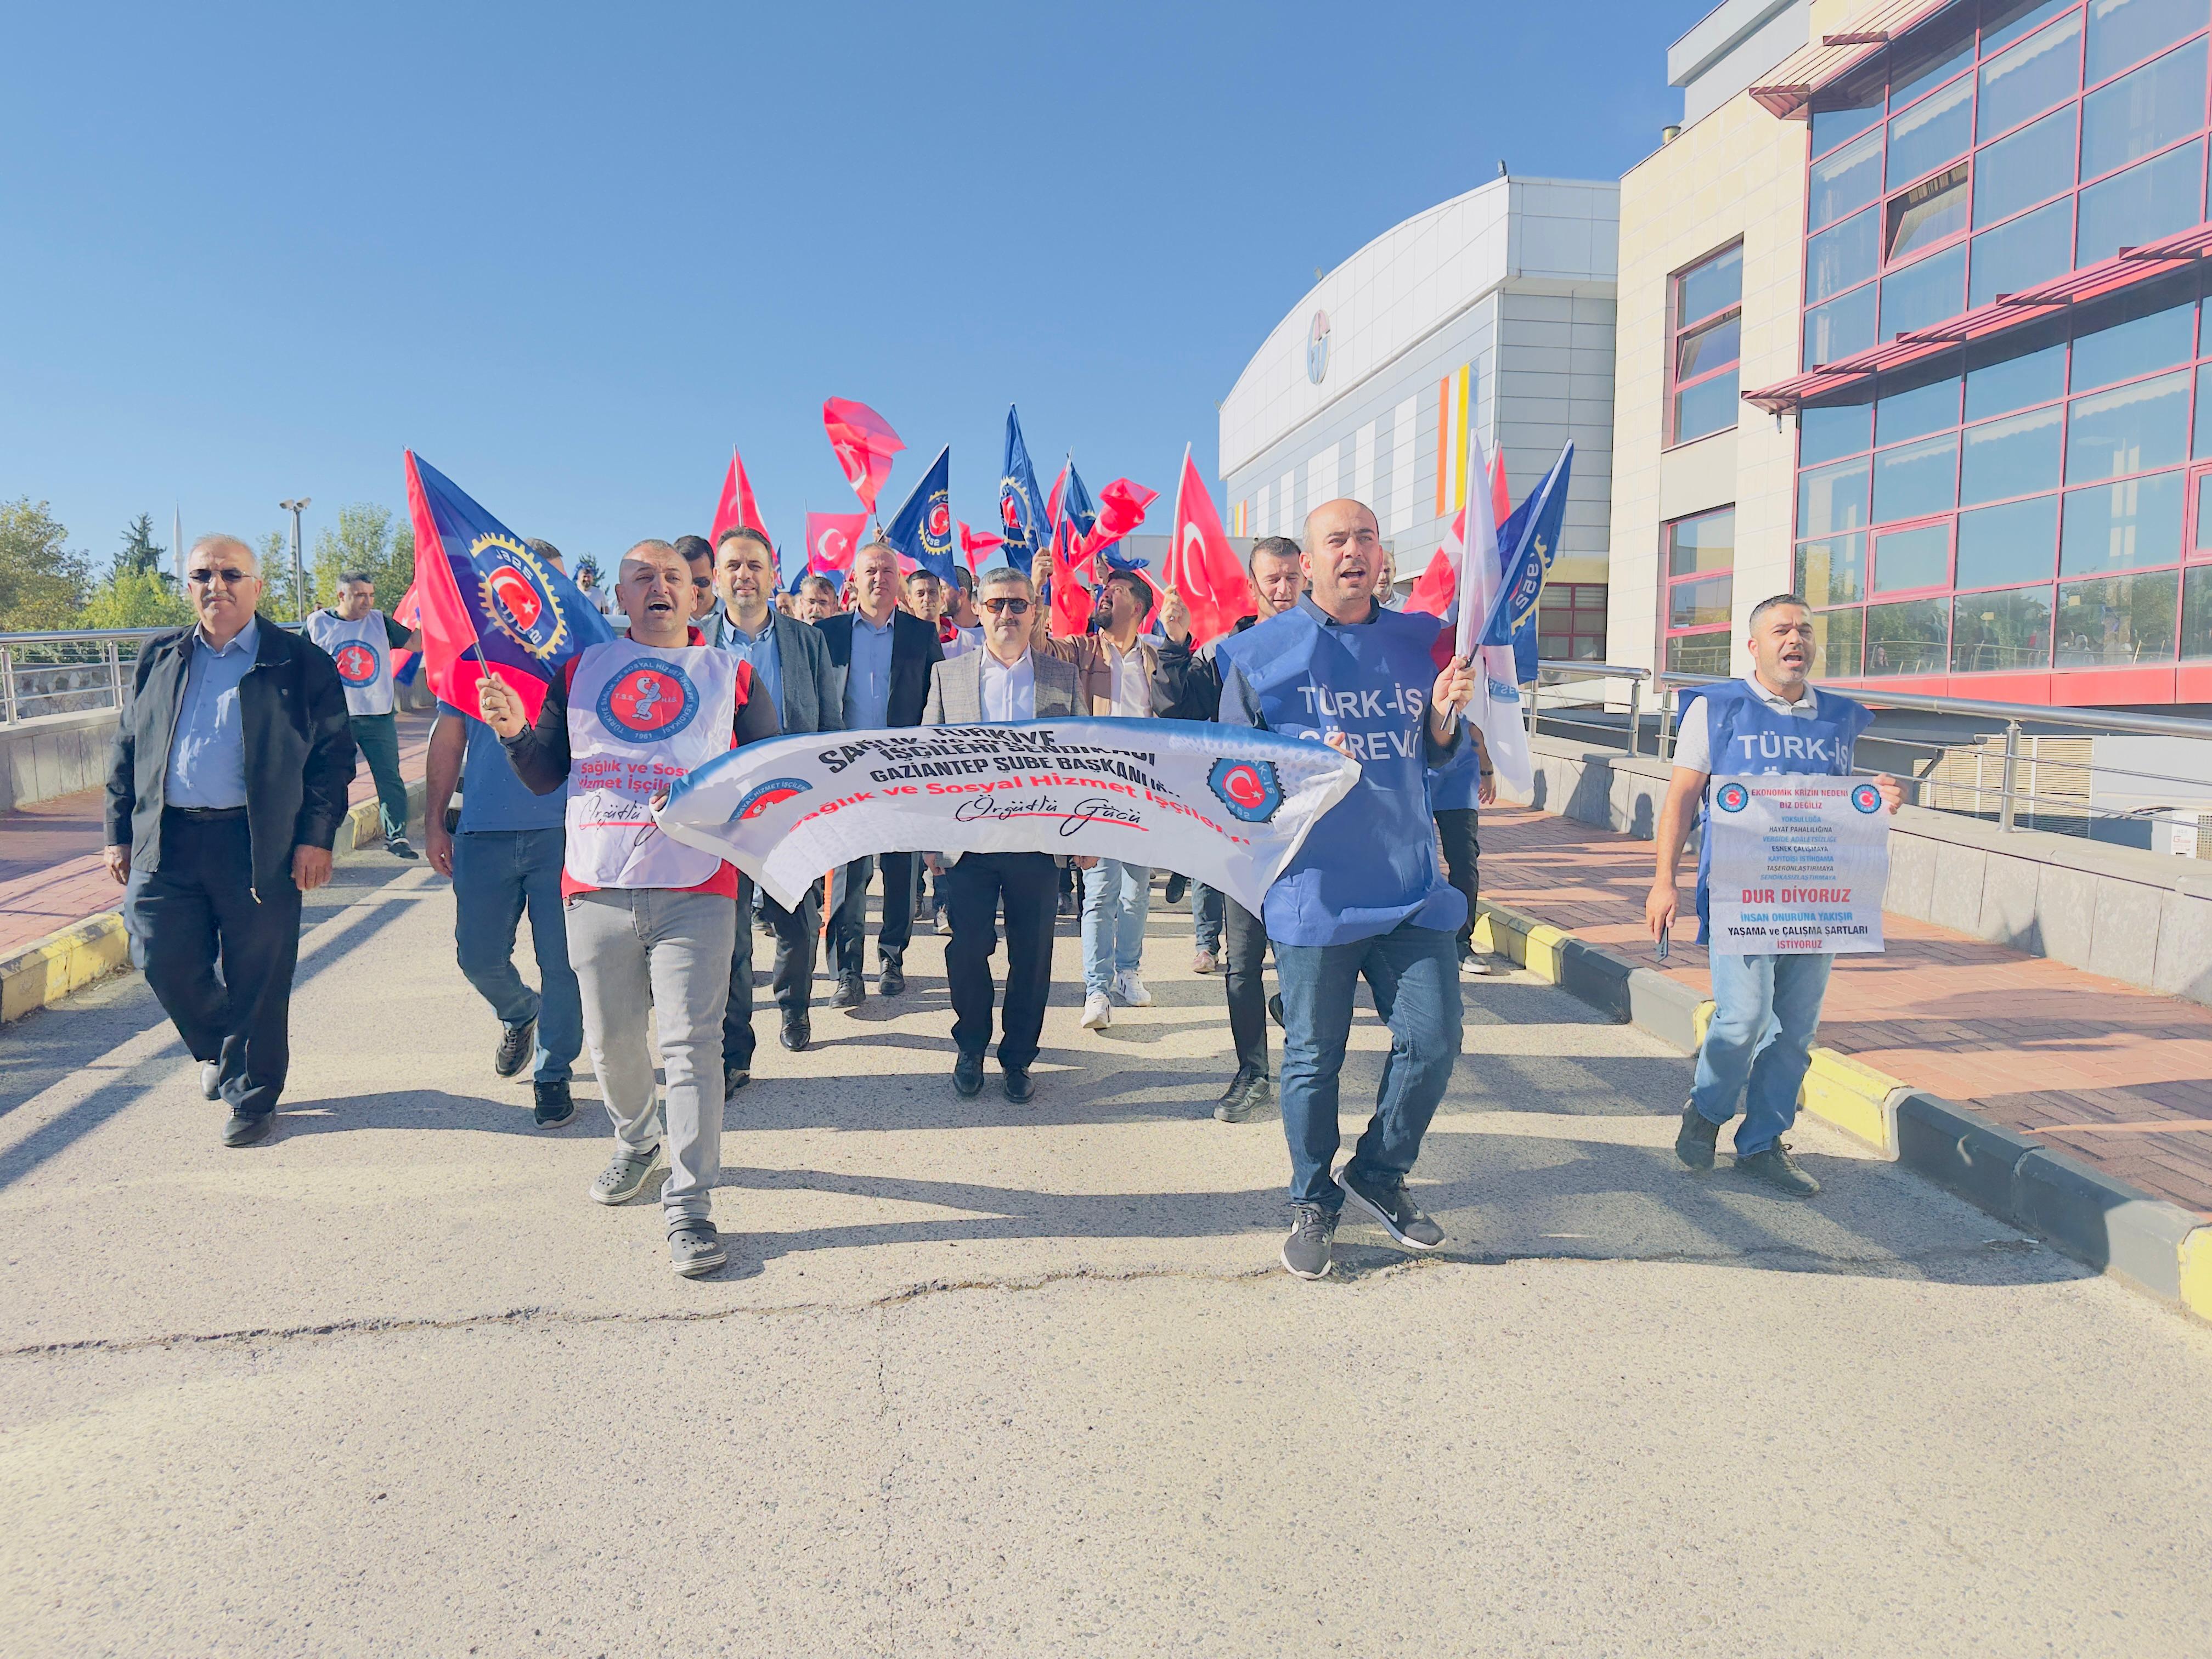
[1,1238,2053,1360]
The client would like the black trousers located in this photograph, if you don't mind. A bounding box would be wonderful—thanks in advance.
[943,851,1058,1070]
[827,852,916,978]
[1223,895,1273,1079]
[1435,808,1481,954]
[724,874,821,1070]
[123,810,303,1118]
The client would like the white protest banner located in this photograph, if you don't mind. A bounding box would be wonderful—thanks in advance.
[1707,774,1890,953]
[654,718,1362,915]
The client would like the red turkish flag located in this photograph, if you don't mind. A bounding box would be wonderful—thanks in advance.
[1048,512,1091,639]
[1162,447,1250,649]
[804,510,867,576]
[958,522,1005,572]
[1404,507,1464,620]
[822,398,904,514]
[709,446,769,544]
[1083,477,1158,560]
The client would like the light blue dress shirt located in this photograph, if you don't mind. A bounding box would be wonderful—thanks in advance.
[720,610,783,715]
[164,618,261,809]
[844,612,896,730]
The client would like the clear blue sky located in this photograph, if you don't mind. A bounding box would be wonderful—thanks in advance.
[2,1,1686,577]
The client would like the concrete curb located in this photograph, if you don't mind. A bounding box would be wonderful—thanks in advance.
[1472,896,2212,1325]
[0,776,425,1027]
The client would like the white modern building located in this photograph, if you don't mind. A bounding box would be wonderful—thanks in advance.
[1216,173,1622,659]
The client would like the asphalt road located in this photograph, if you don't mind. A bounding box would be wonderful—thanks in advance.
[3,855,2209,1657]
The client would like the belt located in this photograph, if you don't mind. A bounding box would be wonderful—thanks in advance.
[165,805,247,821]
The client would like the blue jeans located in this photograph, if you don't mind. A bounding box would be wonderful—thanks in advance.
[451,828,583,1084]
[1191,881,1224,953]
[1691,951,1833,1156]
[1081,859,1151,996]
[1274,921,1462,1208]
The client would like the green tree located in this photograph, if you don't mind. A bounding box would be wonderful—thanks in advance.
[81,567,193,629]
[0,498,93,631]
[308,503,415,613]
[257,528,304,621]
[114,512,166,580]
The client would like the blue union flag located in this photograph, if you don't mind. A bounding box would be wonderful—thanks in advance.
[1479,442,1573,684]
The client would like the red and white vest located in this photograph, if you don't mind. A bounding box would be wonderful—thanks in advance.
[563,641,741,890]
[306,610,396,716]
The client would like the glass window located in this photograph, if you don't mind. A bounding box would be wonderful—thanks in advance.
[1975,105,2080,225]
[1811,606,1865,676]
[2085,0,2210,86]
[1891,75,1977,185]
[1877,369,1965,443]
[1882,242,1969,338]
[1666,508,1736,673]
[1876,434,1963,521]
[1810,128,1885,232]
[1952,584,2055,669]
[1865,599,1952,673]
[1669,509,1735,574]
[2055,568,2180,663]
[2198,364,2212,452]
[1812,66,1887,156]
[1801,397,1875,465]
[2196,469,2212,544]
[1677,313,1741,382]
[1967,333,2070,416]
[1888,163,1973,258]
[1796,534,1868,605]
[1675,376,1741,445]
[1986,0,2080,58]
[2180,563,2212,652]
[1805,283,1880,366]
[1969,196,2077,304]
[2076,137,2205,262]
[2066,371,2192,479]
[1964,405,2066,502]
[1875,521,1956,591]
[1801,456,1872,537]
[1666,633,1735,675]
[1669,574,1733,629]
[2083,37,2209,177]
[1980,5,2086,135]
[2061,469,2188,568]
[1807,208,1880,302]
[1894,12,1980,107]
[2072,295,2197,388]
[1957,493,2063,584]
[1677,242,1742,327]
[1672,245,1742,444]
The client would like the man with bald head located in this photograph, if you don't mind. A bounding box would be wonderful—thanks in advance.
[1214,499,1477,1280]
[105,534,357,1145]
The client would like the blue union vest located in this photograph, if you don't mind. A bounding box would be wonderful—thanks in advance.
[1216,600,1465,947]
[1688,680,1874,947]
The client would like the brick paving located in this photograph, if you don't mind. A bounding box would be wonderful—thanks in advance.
[1478,803,2212,1220]
[0,710,431,959]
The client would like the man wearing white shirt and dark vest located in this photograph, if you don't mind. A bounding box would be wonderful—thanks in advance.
[104,535,356,1145]
[704,526,842,1093]
[1646,595,1903,1197]
[816,540,943,1007]
[306,571,420,859]
[481,539,779,1278]
[921,563,1091,1102]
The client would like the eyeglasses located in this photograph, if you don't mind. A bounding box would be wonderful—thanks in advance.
[980,597,1031,616]
[186,568,256,586]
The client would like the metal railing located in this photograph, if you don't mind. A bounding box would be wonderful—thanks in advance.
[1508,660,2212,850]
[0,623,314,728]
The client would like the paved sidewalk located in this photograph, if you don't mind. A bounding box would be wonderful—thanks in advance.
[1479,804,2212,1220]
[0,709,432,958]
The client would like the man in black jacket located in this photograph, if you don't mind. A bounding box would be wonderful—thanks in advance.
[704,526,843,1092]
[104,535,357,1144]
[813,539,943,1006]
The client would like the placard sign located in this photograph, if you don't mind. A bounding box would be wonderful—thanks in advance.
[1706,774,1889,954]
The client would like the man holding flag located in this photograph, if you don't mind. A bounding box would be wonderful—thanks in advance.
[1214,498,1476,1281]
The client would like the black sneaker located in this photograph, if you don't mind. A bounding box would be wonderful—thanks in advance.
[221,1111,273,1148]
[1338,1166,1444,1251]
[953,1051,985,1097]
[1736,1144,1821,1197]
[1281,1203,1338,1279]
[1267,992,1285,1028]
[1002,1065,1034,1103]
[1164,872,1188,906]
[494,1017,537,1079]
[830,974,865,1010]
[1213,1068,1272,1124]
[878,955,906,997]
[724,1065,751,1101]
[779,1014,811,1053]
[1675,1102,1719,1170]
[532,1080,575,1128]
[388,837,420,861]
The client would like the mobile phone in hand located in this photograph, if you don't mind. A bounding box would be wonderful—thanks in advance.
[1656,929,1671,963]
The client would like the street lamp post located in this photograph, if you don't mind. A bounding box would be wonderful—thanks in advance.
[278,498,312,619]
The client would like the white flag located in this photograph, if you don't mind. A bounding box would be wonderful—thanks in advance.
[1451,425,1532,797]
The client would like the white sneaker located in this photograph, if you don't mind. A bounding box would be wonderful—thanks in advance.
[1460,952,1495,977]
[1081,992,1113,1030]
[1113,972,1153,1007]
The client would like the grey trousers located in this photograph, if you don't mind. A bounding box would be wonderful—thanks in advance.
[566,887,737,1224]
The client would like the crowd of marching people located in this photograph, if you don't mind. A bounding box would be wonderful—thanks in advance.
[106,500,1896,1282]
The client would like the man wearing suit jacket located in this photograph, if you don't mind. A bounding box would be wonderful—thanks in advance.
[816,539,944,1007]
[921,563,1092,1102]
[706,527,843,1096]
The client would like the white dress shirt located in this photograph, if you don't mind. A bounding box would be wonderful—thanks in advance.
[1105,641,1149,717]
[979,648,1037,721]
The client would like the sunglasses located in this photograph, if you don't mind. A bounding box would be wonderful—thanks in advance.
[980,597,1031,615]
[186,567,257,586]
